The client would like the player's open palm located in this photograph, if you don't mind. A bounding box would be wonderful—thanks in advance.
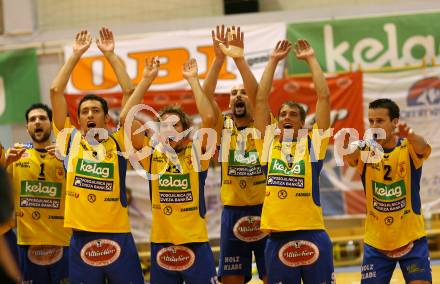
[143,57,160,80]
[219,26,244,58]
[294,39,315,61]
[212,25,227,59]
[96,27,115,54]
[270,40,292,62]
[182,58,198,80]
[73,30,92,56]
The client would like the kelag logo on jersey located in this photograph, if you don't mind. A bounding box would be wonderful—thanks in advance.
[229,150,259,166]
[269,159,305,176]
[407,77,440,106]
[159,174,191,190]
[76,159,114,179]
[21,181,61,198]
[373,180,406,201]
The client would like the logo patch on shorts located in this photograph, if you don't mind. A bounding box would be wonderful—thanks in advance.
[382,242,414,258]
[80,239,121,267]
[278,240,319,267]
[156,246,195,271]
[28,245,63,265]
[233,216,268,242]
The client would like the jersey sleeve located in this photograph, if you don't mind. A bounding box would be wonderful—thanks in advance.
[310,124,331,161]
[407,139,431,169]
[53,118,74,156]
[111,127,127,154]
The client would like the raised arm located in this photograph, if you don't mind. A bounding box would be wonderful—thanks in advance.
[183,58,215,129]
[221,26,258,111]
[398,122,430,155]
[202,25,226,133]
[295,40,330,130]
[254,40,292,135]
[96,27,134,108]
[120,57,159,150]
[50,30,92,131]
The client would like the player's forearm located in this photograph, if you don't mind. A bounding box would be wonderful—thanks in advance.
[202,56,224,100]
[407,131,430,155]
[50,53,81,130]
[119,77,153,124]
[308,57,330,129]
[188,77,215,128]
[104,52,134,106]
[254,58,278,134]
[233,57,258,108]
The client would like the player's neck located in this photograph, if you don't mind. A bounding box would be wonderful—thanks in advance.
[381,135,398,150]
[233,115,252,129]
[32,140,50,150]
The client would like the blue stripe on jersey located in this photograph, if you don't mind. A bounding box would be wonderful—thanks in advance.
[109,135,128,208]
[309,136,324,207]
[410,157,423,215]
[198,170,208,219]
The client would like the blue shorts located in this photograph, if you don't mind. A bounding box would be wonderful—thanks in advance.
[265,230,334,284]
[218,205,267,282]
[69,231,144,284]
[361,237,432,283]
[18,245,69,284]
[4,229,19,266]
[150,242,217,284]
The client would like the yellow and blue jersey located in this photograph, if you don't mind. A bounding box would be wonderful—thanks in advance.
[219,116,267,206]
[55,119,130,233]
[257,126,330,233]
[358,138,431,250]
[143,138,210,245]
[7,145,71,245]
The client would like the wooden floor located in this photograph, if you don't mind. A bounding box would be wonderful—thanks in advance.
[248,263,440,283]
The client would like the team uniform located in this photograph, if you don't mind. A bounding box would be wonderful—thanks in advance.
[357,138,432,283]
[7,145,71,284]
[56,120,143,284]
[218,116,268,282]
[143,138,217,284]
[257,126,335,284]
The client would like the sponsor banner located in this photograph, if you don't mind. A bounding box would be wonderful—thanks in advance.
[159,174,191,191]
[0,48,40,124]
[287,12,440,74]
[269,71,364,139]
[364,66,440,214]
[64,23,286,94]
[76,159,114,179]
[65,91,231,128]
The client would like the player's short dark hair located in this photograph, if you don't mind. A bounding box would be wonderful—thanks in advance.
[278,101,306,121]
[25,103,53,122]
[158,105,191,131]
[78,94,109,116]
[369,98,400,120]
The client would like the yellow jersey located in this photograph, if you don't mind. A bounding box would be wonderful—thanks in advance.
[7,146,71,246]
[143,138,210,245]
[258,127,330,233]
[56,119,130,233]
[358,138,431,250]
[219,116,266,206]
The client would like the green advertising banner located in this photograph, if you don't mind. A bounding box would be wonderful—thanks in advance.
[287,11,440,74]
[0,48,40,124]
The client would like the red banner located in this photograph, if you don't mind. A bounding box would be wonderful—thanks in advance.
[269,71,365,139]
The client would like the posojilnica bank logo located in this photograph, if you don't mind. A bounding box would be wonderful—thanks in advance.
[407,77,440,106]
